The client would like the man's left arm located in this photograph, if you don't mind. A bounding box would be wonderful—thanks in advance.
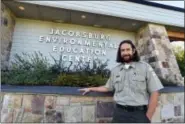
[145,63,164,121]
[146,91,160,121]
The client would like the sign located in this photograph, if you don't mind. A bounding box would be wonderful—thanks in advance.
[38,28,119,62]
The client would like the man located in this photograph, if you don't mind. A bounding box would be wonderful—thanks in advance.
[79,40,164,123]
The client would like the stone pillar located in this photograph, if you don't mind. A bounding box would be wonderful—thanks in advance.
[1,3,16,70]
[136,24,184,86]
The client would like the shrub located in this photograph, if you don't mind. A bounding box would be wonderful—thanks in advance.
[54,74,108,87]
[49,54,72,74]
[2,52,110,87]
[2,52,57,85]
[172,46,185,77]
[72,59,110,78]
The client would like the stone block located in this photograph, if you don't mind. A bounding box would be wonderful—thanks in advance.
[55,105,64,110]
[162,117,184,123]
[44,96,56,109]
[174,93,184,105]
[0,93,4,103]
[160,68,169,77]
[96,101,114,118]
[96,118,113,123]
[82,105,95,122]
[95,97,113,102]
[70,103,81,106]
[148,56,158,63]
[13,108,24,123]
[1,108,13,123]
[22,112,33,123]
[181,105,184,116]
[140,55,146,61]
[174,105,181,116]
[148,42,155,51]
[31,95,45,114]
[32,113,43,123]
[45,109,63,123]
[1,94,22,109]
[151,32,161,39]
[56,96,70,106]
[22,95,34,112]
[149,62,156,69]
[166,94,175,104]
[22,111,43,123]
[159,94,168,105]
[169,58,180,68]
[70,96,94,104]
[149,24,168,36]
[13,95,22,109]
[64,105,81,122]
[156,61,163,69]
[162,61,169,68]
[154,68,163,77]
[1,94,12,109]
[161,103,174,120]
[152,50,160,56]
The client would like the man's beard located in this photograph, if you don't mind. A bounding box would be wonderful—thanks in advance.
[122,55,133,63]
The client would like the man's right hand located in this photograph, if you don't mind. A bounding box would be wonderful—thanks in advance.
[78,86,109,95]
[78,88,91,95]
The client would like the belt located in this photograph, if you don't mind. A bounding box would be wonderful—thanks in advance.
[116,104,147,112]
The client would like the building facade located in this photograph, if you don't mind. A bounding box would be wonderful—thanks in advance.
[2,0,184,84]
[1,0,184,123]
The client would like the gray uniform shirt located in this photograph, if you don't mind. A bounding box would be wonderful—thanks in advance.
[104,61,164,106]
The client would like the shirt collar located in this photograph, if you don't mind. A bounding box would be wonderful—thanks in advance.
[121,62,136,70]
[129,62,136,68]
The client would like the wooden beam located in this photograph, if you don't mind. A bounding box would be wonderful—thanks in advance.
[167,31,185,41]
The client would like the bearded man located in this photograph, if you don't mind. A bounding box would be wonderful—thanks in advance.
[79,40,164,123]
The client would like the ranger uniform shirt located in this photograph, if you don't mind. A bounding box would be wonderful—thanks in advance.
[104,61,164,106]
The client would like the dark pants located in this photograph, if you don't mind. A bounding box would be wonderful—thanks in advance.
[112,104,151,123]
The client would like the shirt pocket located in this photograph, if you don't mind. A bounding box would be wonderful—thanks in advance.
[114,75,123,92]
[131,75,146,90]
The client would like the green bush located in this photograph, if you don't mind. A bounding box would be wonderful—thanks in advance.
[50,54,110,78]
[1,71,10,84]
[54,74,108,87]
[50,54,71,74]
[2,52,110,87]
[172,46,185,76]
[1,52,57,85]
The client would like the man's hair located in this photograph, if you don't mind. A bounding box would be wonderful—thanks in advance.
[116,40,140,63]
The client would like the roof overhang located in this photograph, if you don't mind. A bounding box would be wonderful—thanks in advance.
[2,0,184,33]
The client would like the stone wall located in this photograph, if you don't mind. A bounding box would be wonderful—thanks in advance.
[136,24,184,86]
[0,92,184,123]
[158,92,184,123]
[1,3,16,70]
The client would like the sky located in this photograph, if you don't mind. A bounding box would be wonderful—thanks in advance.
[151,1,184,8]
